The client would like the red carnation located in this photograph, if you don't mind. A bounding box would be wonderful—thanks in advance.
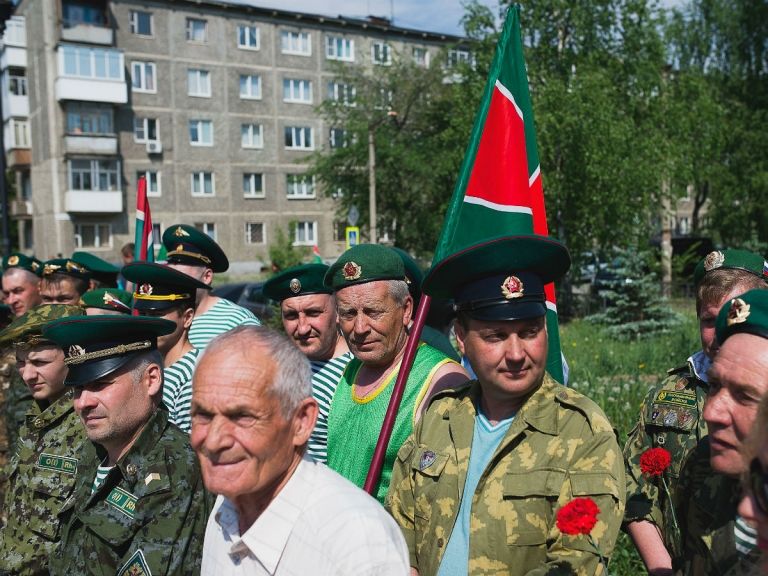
[556,497,600,536]
[639,447,672,477]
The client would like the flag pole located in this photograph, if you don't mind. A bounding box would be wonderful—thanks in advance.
[363,294,431,494]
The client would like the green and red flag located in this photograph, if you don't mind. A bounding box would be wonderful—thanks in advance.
[134,176,155,263]
[434,5,565,382]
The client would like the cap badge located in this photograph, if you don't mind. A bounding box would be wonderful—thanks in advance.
[31,262,39,271]
[173,226,190,238]
[500,275,524,299]
[727,297,750,326]
[139,283,153,296]
[419,450,436,471]
[342,261,362,281]
[289,278,301,294]
[7,255,19,266]
[43,263,60,275]
[65,261,85,273]
[704,250,725,272]
[68,344,86,358]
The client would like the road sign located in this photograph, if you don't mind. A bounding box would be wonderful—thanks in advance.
[346,226,359,250]
[347,205,359,227]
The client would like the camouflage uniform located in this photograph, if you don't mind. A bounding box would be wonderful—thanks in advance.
[0,390,86,575]
[623,353,708,565]
[4,367,33,461]
[387,374,625,575]
[0,346,15,502]
[49,408,209,575]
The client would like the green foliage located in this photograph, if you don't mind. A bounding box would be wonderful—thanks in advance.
[267,223,308,271]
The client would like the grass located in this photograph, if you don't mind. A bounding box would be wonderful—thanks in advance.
[560,305,700,574]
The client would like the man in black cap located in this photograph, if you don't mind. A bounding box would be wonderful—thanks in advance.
[387,235,625,575]
[122,262,211,433]
[44,315,208,575]
[40,258,90,305]
[161,224,259,349]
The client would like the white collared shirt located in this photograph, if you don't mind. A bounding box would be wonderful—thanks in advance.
[201,456,409,575]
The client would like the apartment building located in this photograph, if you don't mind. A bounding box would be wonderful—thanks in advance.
[5,0,464,270]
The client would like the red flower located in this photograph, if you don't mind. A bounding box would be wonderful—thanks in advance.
[639,447,672,477]
[556,497,600,536]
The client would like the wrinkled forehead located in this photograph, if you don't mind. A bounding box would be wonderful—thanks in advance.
[335,280,397,306]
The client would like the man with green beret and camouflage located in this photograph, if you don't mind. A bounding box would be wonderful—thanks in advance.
[40,258,91,305]
[44,315,209,575]
[263,263,352,464]
[323,244,468,503]
[0,304,85,575]
[387,235,625,574]
[624,249,768,573]
[80,288,133,316]
[161,224,259,349]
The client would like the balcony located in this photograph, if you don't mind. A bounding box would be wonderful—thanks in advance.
[10,200,32,217]
[7,149,31,168]
[64,134,118,155]
[55,45,127,104]
[4,119,30,150]
[61,22,113,46]
[2,94,29,120]
[65,190,122,213]
[1,18,27,70]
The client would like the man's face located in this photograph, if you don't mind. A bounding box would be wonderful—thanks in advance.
[16,344,68,402]
[190,346,314,510]
[699,286,750,360]
[139,306,192,357]
[455,316,549,411]
[704,332,768,476]
[3,270,42,317]
[281,293,338,361]
[335,281,411,367]
[40,277,81,305]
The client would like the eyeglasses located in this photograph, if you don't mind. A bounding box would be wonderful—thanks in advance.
[748,457,768,515]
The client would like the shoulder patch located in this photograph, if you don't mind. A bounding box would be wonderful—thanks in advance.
[107,486,138,518]
[37,452,78,475]
[118,549,152,576]
[654,389,697,408]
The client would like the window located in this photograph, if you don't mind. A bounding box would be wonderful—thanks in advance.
[186,18,207,42]
[327,81,355,106]
[243,173,264,197]
[191,172,214,196]
[194,222,216,239]
[62,45,123,80]
[447,48,472,68]
[329,128,349,149]
[137,170,161,196]
[130,10,153,36]
[63,3,107,27]
[66,103,113,134]
[237,24,259,49]
[187,69,211,97]
[11,120,30,148]
[152,222,162,244]
[326,36,354,61]
[133,117,158,143]
[283,78,312,104]
[74,224,112,249]
[372,42,391,65]
[412,47,429,67]
[131,61,156,93]
[294,221,317,245]
[245,222,265,244]
[8,70,27,96]
[68,159,120,191]
[286,174,315,198]
[189,119,213,146]
[281,30,311,55]
[239,74,261,99]
[284,126,313,150]
[241,124,263,149]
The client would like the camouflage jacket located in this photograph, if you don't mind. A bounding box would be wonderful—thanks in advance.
[386,374,625,576]
[0,391,86,575]
[4,363,33,458]
[623,355,708,563]
[49,408,209,576]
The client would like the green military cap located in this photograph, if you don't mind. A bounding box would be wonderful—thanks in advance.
[263,263,332,302]
[121,262,211,312]
[42,258,91,281]
[422,235,570,321]
[324,244,406,290]
[79,288,133,314]
[3,252,43,276]
[715,289,768,344]
[42,315,175,386]
[71,251,120,287]
[162,224,229,273]
[693,249,768,286]
[0,304,83,348]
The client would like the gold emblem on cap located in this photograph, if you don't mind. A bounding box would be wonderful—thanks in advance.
[31,261,39,271]
[173,226,190,238]
[68,344,86,358]
[342,261,362,281]
[7,255,19,266]
[727,297,750,326]
[289,278,301,294]
[704,250,725,272]
[139,283,153,296]
[500,275,524,299]
[43,263,60,275]
[65,261,85,273]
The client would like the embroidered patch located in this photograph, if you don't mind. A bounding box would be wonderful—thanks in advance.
[419,450,436,471]
[107,486,138,518]
[654,390,697,408]
[144,472,161,486]
[117,549,152,576]
[37,453,77,475]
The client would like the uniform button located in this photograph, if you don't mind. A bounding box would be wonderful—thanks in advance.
[437,538,444,547]
[126,464,137,476]
[34,418,44,429]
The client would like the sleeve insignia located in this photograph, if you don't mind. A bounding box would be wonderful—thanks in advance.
[117,549,152,576]
[106,486,138,518]
[144,472,161,485]
[419,449,436,471]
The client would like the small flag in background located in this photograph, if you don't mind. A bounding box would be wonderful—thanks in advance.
[312,245,323,263]
[134,176,155,263]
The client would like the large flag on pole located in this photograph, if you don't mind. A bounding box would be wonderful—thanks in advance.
[134,176,155,263]
[433,5,565,382]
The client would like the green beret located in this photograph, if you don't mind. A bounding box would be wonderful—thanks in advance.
[693,249,768,285]
[263,263,332,302]
[3,253,43,276]
[0,304,83,348]
[122,262,211,312]
[42,315,175,387]
[71,252,119,287]
[324,244,406,290]
[79,289,133,314]
[716,289,768,344]
[162,224,229,273]
[42,258,91,282]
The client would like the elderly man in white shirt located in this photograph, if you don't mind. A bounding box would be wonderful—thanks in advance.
[191,325,409,575]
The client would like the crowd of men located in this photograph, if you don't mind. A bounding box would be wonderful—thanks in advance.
[0,223,766,575]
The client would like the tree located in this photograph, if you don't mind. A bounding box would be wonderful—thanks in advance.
[267,222,308,271]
